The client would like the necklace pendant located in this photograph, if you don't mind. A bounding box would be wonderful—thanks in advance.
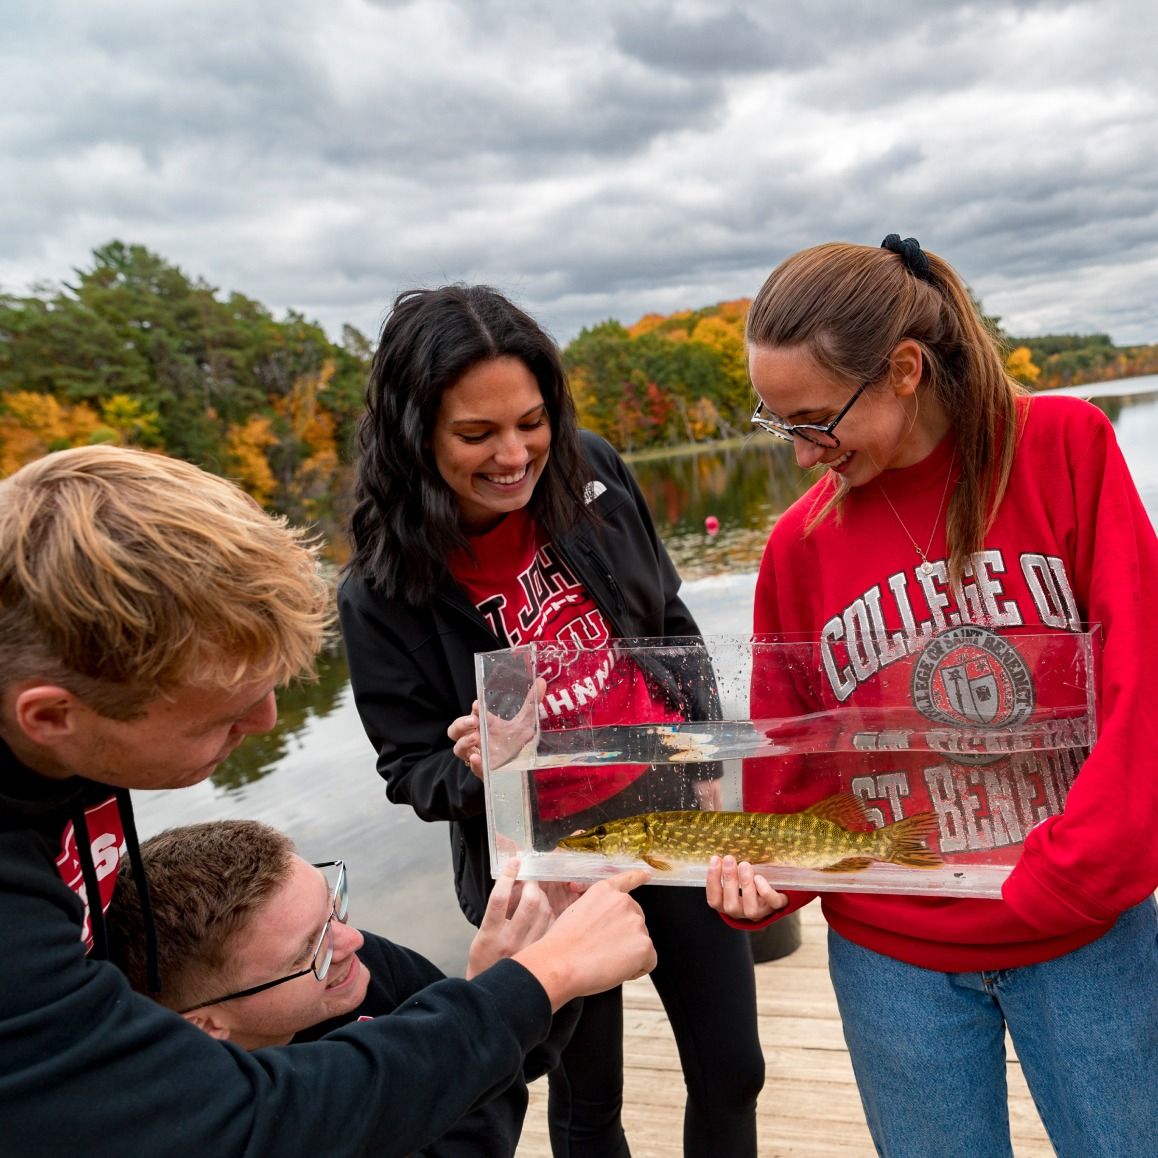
[920,559,932,575]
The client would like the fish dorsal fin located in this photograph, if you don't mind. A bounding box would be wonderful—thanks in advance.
[803,792,873,832]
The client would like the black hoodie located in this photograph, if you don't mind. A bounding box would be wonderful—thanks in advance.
[0,736,553,1158]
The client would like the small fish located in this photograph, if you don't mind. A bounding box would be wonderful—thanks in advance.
[556,792,942,873]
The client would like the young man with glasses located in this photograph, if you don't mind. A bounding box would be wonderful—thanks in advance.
[0,445,656,1158]
[108,820,558,1155]
[107,826,371,1048]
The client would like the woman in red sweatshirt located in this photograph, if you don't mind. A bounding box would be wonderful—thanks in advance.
[708,235,1158,1156]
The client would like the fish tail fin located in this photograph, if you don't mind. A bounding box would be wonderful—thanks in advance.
[881,811,943,869]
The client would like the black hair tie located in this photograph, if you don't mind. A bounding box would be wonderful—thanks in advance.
[881,234,932,282]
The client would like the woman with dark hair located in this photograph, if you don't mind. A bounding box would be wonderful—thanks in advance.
[707,237,1158,1156]
[340,285,764,1158]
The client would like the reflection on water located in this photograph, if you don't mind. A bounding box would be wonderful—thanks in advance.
[211,652,351,791]
[132,378,1158,975]
[1072,378,1158,511]
[628,437,809,581]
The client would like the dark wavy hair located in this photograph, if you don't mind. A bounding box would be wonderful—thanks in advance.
[347,285,593,603]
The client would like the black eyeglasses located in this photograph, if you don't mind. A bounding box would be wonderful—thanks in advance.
[750,378,872,449]
[179,860,348,1014]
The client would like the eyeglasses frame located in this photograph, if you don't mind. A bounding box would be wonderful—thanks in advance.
[178,860,348,1014]
[750,377,874,448]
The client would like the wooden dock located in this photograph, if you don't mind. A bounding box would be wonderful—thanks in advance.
[516,902,1053,1156]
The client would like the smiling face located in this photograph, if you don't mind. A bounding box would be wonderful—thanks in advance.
[197,856,370,1049]
[430,356,552,531]
[748,341,947,487]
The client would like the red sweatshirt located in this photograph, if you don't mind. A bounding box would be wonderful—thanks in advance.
[741,393,1158,971]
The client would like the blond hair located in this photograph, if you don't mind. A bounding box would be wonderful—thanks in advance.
[746,242,1025,585]
[0,446,332,718]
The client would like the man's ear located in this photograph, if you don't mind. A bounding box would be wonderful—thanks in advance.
[889,339,924,399]
[182,1008,233,1041]
[11,684,86,746]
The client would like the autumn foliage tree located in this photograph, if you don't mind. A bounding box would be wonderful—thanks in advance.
[0,242,370,549]
[1004,346,1041,386]
[565,299,751,451]
[0,391,103,476]
[1003,332,1158,389]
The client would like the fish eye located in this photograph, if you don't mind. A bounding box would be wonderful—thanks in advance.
[593,825,607,837]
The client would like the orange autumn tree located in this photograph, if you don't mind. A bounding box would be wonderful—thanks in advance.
[1005,346,1041,386]
[270,360,341,523]
[224,414,279,505]
[0,391,103,475]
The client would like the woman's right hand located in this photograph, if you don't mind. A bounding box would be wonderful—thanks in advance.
[705,854,788,922]
[448,703,484,778]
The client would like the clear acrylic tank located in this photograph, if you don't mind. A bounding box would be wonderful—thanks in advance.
[477,629,1097,899]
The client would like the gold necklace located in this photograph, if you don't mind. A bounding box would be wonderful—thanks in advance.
[877,451,955,576]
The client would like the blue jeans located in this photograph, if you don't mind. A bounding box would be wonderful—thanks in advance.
[827,898,1158,1158]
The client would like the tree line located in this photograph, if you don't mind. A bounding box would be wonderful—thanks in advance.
[1002,332,1158,389]
[0,242,369,551]
[3,241,1154,549]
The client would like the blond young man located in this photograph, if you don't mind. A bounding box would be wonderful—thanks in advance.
[0,445,655,1158]
[108,820,558,1157]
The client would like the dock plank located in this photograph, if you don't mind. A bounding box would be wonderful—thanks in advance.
[516,903,1053,1156]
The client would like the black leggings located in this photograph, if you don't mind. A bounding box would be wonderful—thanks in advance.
[545,884,764,1158]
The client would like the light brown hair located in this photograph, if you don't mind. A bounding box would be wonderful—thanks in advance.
[0,445,332,718]
[106,820,296,1010]
[746,242,1025,584]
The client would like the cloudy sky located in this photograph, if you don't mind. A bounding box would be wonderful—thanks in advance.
[5,0,1158,347]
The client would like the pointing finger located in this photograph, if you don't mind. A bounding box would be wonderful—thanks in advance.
[603,868,652,893]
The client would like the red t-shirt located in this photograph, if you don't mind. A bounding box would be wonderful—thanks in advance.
[450,509,680,819]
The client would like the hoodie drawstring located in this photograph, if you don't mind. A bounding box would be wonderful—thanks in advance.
[114,788,162,995]
[68,794,109,963]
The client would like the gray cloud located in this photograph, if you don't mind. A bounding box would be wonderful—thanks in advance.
[613,4,803,75]
[3,0,1157,347]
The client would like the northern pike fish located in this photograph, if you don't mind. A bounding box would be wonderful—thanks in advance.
[556,792,942,873]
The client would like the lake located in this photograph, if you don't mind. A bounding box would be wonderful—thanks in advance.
[132,375,1158,974]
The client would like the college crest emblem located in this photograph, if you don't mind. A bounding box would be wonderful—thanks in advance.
[910,626,1035,763]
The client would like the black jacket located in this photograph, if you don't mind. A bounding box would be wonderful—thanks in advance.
[339,431,706,925]
[0,736,553,1158]
[295,932,529,1158]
